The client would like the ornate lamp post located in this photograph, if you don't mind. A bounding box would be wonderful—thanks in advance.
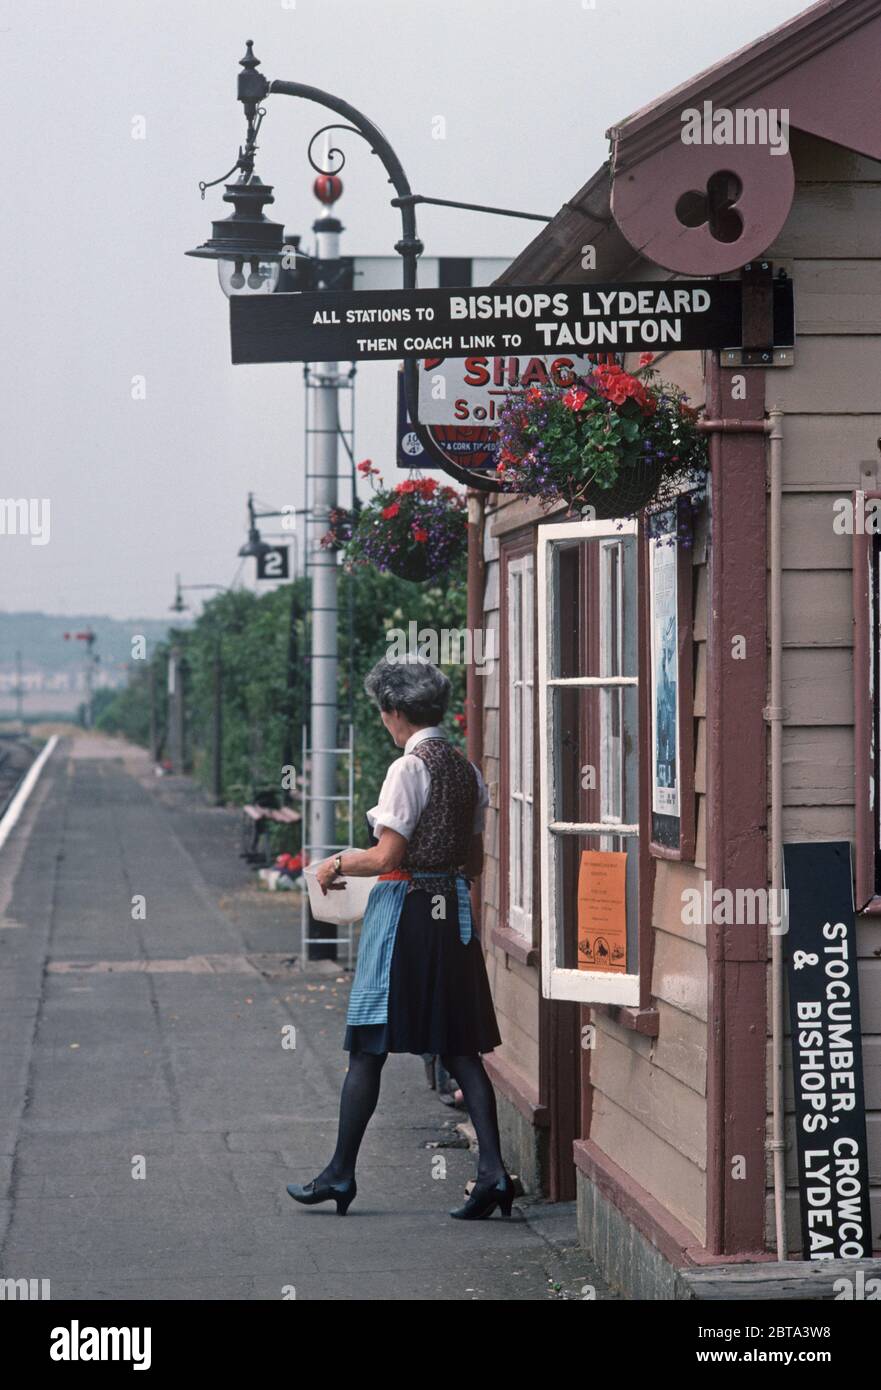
[169,577,231,803]
[187,43,549,957]
[186,39,552,490]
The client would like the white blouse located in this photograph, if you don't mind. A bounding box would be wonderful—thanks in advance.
[367,725,490,841]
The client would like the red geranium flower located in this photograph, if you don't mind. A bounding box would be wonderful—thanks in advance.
[357,458,378,475]
[412,526,429,542]
[381,502,400,519]
[525,386,543,404]
[396,479,417,494]
[639,352,655,367]
[593,363,654,411]
[562,386,589,412]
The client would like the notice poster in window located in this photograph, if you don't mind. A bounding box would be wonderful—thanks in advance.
[649,524,680,822]
[577,849,627,973]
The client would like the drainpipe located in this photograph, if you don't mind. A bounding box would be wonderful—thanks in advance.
[766,407,787,1262]
[697,410,787,1262]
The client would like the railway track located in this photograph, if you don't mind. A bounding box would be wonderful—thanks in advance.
[0,734,41,823]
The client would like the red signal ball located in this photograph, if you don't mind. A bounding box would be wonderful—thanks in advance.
[313,174,343,205]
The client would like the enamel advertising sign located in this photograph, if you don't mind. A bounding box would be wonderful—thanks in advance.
[396,369,498,470]
[416,353,607,426]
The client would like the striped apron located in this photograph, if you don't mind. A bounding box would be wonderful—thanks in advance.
[345,869,474,1027]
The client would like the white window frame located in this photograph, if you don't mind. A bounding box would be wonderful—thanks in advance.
[537,518,640,1006]
[507,553,534,939]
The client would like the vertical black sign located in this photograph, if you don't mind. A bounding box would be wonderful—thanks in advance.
[396,370,427,469]
[782,841,872,1259]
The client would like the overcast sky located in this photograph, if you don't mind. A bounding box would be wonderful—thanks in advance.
[1,0,808,620]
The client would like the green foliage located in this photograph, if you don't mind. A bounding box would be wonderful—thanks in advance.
[180,586,307,803]
[94,681,145,739]
[342,472,468,582]
[497,365,707,512]
[95,569,469,852]
[340,565,468,846]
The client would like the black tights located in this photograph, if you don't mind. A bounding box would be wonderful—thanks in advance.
[319,1050,506,1186]
[319,1051,387,1184]
[440,1052,506,1184]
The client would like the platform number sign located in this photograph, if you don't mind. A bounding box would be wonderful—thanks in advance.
[256,546,290,581]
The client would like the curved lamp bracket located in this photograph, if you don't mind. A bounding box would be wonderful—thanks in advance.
[265,75,501,492]
[307,124,365,177]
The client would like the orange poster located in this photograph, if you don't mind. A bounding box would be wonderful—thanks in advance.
[577,850,627,973]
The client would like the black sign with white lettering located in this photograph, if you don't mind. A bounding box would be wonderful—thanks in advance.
[256,546,289,581]
[782,841,872,1260]
[396,369,427,468]
[230,278,793,365]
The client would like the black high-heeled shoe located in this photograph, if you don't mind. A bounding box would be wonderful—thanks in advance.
[286,1175,357,1215]
[449,1172,515,1220]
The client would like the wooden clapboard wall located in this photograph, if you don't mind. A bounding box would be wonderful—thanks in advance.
[764,128,881,1252]
[480,495,543,1105]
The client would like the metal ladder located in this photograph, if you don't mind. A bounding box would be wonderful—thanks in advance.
[299,722,357,969]
[302,362,358,529]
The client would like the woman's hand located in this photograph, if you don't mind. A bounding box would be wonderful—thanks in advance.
[315,858,346,895]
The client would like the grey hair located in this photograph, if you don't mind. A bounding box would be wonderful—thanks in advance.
[364,654,451,726]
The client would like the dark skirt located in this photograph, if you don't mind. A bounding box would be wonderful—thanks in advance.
[344,884,502,1056]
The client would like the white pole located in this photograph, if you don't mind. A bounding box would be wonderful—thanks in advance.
[307,198,343,954]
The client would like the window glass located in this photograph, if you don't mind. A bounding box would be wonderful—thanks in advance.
[507,554,535,937]
[540,522,640,1003]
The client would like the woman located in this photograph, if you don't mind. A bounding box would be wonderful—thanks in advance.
[287,654,513,1220]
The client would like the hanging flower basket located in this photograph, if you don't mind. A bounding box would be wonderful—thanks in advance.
[319,506,357,552]
[342,462,467,583]
[495,357,708,519]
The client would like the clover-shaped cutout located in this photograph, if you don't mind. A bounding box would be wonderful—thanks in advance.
[675,171,744,243]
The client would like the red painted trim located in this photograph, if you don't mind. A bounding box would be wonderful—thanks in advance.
[594,1003,660,1036]
[497,527,537,945]
[574,1139,776,1270]
[608,0,881,166]
[540,998,580,1199]
[853,496,878,912]
[574,1138,705,1268]
[637,515,659,1013]
[483,1051,549,1129]
[491,924,539,967]
[704,353,768,1258]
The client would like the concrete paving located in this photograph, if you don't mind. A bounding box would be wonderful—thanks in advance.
[0,733,613,1301]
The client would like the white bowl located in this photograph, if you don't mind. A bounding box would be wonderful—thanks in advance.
[303,864,379,925]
